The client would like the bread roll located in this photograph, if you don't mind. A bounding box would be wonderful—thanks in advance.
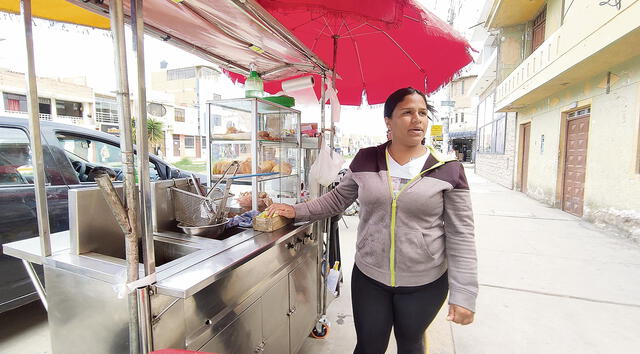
[259,160,276,173]
[271,162,292,175]
[239,158,252,174]
[213,160,231,175]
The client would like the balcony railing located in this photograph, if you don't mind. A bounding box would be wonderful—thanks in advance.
[4,109,26,115]
[95,112,119,124]
[56,115,82,124]
[4,110,51,121]
[495,29,561,105]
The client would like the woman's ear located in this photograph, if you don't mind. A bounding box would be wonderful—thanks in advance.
[384,117,391,130]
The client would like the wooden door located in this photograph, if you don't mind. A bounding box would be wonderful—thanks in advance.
[172,134,181,157]
[562,113,590,216]
[520,123,531,193]
[532,7,546,51]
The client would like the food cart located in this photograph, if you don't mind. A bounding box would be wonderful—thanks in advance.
[2,0,337,353]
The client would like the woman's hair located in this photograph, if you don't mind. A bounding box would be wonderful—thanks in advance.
[383,87,436,119]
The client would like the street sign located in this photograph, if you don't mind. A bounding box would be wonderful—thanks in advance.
[431,125,443,137]
[440,100,455,107]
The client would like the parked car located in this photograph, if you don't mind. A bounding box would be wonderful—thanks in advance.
[0,117,201,313]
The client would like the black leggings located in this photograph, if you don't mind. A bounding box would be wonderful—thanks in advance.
[351,265,449,354]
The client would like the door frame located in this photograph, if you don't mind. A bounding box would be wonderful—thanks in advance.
[517,122,531,193]
[556,107,591,214]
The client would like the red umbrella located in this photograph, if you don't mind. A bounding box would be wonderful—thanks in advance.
[227,0,474,105]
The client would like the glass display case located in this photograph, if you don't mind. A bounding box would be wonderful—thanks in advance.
[207,98,301,211]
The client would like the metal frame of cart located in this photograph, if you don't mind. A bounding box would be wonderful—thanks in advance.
[1,0,340,353]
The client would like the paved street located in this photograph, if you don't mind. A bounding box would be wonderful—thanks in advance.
[303,166,640,354]
[2,167,640,353]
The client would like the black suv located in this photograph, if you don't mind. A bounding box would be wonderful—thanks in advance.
[0,117,199,313]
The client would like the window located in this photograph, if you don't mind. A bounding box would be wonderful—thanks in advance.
[39,97,51,115]
[212,93,222,101]
[201,137,207,151]
[3,92,27,112]
[95,97,119,123]
[147,103,167,117]
[167,67,196,81]
[0,127,37,185]
[476,94,507,154]
[56,134,159,182]
[57,134,122,170]
[532,7,546,51]
[495,116,506,153]
[200,67,218,79]
[461,112,465,123]
[477,113,506,154]
[455,113,459,123]
[56,100,83,117]
[211,114,222,127]
[461,80,465,95]
[175,108,185,122]
[184,136,195,149]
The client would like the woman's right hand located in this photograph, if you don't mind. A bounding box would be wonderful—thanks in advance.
[265,203,296,219]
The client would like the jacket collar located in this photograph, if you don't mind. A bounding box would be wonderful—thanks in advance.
[376,141,391,171]
[378,141,453,173]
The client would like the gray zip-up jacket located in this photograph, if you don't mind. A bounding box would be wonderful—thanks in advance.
[294,142,478,311]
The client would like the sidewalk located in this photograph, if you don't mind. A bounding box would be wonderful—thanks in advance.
[2,168,639,353]
[301,167,640,354]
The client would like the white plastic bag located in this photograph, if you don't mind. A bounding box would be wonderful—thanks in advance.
[308,139,345,197]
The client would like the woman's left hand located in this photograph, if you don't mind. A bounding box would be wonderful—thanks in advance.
[446,304,474,325]
[265,203,296,218]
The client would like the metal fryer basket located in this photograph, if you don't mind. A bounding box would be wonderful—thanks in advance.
[171,188,222,227]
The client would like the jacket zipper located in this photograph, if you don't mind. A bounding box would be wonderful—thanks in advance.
[385,147,447,286]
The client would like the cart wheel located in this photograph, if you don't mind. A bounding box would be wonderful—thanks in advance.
[310,323,330,339]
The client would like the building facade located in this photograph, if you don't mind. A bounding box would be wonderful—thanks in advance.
[0,67,211,164]
[447,75,478,162]
[0,68,94,128]
[472,0,640,239]
[151,66,223,162]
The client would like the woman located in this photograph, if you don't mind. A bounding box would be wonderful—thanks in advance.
[267,87,478,354]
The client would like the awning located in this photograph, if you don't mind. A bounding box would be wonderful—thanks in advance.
[0,0,110,29]
[67,0,330,78]
[449,130,476,139]
[1,0,329,79]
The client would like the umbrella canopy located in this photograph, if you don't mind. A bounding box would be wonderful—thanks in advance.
[229,0,474,105]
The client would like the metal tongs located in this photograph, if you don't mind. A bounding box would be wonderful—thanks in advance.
[189,161,239,222]
[212,161,239,223]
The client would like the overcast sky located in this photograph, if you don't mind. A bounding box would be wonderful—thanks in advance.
[0,0,483,138]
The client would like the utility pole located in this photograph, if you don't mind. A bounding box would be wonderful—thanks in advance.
[442,0,458,154]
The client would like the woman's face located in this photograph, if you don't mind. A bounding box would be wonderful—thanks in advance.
[385,93,429,147]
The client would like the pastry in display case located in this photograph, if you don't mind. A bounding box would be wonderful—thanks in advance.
[207,98,302,211]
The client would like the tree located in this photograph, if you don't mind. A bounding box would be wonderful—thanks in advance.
[132,117,165,154]
[146,117,165,154]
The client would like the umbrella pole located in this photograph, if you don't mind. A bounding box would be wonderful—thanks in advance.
[329,36,339,154]
[131,0,155,352]
[20,0,51,259]
[110,0,141,353]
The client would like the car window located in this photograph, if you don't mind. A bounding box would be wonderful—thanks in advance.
[56,134,160,182]
[0,127,50,186]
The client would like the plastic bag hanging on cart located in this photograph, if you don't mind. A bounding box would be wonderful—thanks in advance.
[308,135,345,197]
